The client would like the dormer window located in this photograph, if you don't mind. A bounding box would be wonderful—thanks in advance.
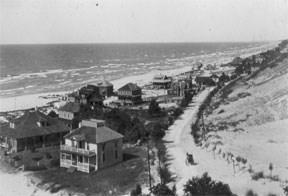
[37,118,48,127]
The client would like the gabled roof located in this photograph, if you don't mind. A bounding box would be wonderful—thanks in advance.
[79,85,96,96]
[152,75,171,84]
[96,79,113,87]
[59,102,81,113]
[118,83,141,91]
[64,126,123,144]
[0,110,69,139]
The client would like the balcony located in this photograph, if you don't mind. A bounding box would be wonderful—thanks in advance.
[60,145,96,156]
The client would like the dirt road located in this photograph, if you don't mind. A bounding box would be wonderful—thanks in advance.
[164,89,284,196]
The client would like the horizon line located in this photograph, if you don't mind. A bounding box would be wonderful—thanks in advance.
[0,39,284,46]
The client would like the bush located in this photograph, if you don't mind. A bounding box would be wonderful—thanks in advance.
[150,183,175,196]
[172,107,183,117]
[251,171,264,181]
[148,99,161,117]
[184,172,233,196]
[283,186,288,196]
[245,189,258,196]
[159,166,172,184]
[130,184,142,196]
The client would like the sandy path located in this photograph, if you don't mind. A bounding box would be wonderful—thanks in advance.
[164,89,284,196]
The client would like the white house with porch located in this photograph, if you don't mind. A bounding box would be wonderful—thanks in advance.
[60,119,123,173]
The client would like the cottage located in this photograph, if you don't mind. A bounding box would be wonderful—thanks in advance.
[0,110,69,153]
[117,83,142,105]
[95,79,113,97]
[60,119,123,173]
[151,75,172,89]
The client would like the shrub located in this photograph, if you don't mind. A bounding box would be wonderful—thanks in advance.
[150,183,175,196]
[251,171,264,181]
[159,166,172,184]
[283,186,288,196]
[172,107,183,117]
[130,184,142,196]
[245,189,258,196]
[218,109,225,114]
[148,99,161,117]
[183,172,233,196]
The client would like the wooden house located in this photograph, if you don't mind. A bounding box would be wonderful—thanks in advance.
[68,85,103,106]
[95,79,113,97]
[117,83,142,105]
[0,110,69,153]
[58,102,81,128]
[60,119,123,173]
[151,75,172,89]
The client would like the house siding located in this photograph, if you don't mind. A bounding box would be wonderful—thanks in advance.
[59,111,75,120]
[97,139,123,169]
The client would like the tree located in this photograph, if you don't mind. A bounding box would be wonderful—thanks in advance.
[130,184,142,196]
[283,186,288,196]
[126,117,145,143]
[104,108,132,138]
[149,122,165,140]
[172,107,183,117]
[150,183,175,196]
[184,172,233,196]
[148,99,161,117]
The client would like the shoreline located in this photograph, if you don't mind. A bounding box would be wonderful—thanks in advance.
[0,41,280,112]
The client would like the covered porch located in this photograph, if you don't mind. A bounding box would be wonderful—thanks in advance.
[60,152,97,173]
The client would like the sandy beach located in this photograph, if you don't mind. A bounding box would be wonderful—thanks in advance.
[0,65,194,112]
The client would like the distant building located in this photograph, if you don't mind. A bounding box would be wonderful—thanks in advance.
[167,80,192,98]
[95,79,114,97]
[60,119,123,173]
[58,102,81,128]
[195,76,216,86]
[68,85,103,106]
[151,75,172,89]
[0,110,69,153]
[117,83,142,105]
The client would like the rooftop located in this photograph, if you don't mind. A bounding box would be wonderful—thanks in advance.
[0,110,69,139]
[118,83,141,91]
[64,126,123,144]
[59,102,81,113]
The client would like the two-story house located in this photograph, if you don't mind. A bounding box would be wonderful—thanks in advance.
[60,119,123,173]
[95,79,114,97]
[58,102,81,128]
[117,83,142,105]
[151,74,172,89]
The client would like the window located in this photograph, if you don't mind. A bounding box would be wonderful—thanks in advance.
[66,154,72,160]
[115,141,118,148]
[61,153,65,159]
[115,150,118,159]
[79,156,83,163]
[102,143,106,151]
[102,153,105,163]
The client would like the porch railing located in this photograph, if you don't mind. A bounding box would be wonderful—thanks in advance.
[60,145,96,155]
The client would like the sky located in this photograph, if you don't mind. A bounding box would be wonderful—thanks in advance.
[0,0,287,44]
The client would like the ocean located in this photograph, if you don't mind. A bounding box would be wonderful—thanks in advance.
[0,42,278,98]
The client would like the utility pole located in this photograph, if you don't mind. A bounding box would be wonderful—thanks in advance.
[202,112,205,139]
[147,137,152,190]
